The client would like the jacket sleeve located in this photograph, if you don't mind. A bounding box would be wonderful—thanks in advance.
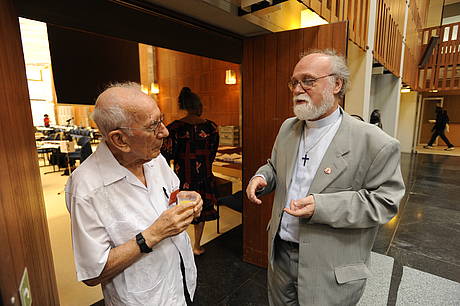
[310,139,405,229]
[253,129,282,196]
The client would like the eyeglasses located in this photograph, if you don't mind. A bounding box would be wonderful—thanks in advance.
[119,114,165,134]
[287,73,335,91]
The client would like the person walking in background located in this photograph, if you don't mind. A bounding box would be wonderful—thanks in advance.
[162,87,219,256]
[424,106,455,151]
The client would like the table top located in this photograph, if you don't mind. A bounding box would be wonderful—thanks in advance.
[35,126,54,131]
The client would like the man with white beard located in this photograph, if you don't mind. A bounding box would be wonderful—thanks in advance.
[246,50,405,306]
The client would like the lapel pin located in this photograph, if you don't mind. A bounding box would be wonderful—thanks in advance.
[324,167,332,174]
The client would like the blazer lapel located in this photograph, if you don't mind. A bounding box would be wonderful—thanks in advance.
[308,113,352,194]
[285,119,304,190]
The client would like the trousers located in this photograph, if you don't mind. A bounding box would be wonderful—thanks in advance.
[268,235,300,306]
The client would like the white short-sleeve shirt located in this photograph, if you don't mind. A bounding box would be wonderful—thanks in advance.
[65,141,196,306]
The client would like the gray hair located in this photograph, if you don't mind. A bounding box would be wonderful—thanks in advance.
[300,49,350,99]
[91,82,142,136]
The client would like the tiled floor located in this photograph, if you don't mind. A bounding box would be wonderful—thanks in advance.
[415,144,459,157]
[45,151,460,305]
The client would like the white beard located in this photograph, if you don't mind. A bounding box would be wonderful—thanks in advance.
[293,89,336,121]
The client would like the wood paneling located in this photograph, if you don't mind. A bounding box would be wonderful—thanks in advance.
[419,22,460,92]
[402,0,429,89]
[156,48,240,127]
[0,0,59,304]
[374,0,403,77]
[307,0,368,50]
[242,22,348,267]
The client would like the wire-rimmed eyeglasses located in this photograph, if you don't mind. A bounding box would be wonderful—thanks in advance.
[287,73,336,91]
[118,114,165,134]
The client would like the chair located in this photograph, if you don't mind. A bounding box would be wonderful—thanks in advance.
[45,132,64,141]
[214,176,235,233]
[69,136,92,164]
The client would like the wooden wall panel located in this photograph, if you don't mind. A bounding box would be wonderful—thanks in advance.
[0,0,59,304]
[242,22,348,268]
[156,48,240,127]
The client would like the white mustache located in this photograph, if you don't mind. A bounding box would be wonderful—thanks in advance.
[293,93,311,103]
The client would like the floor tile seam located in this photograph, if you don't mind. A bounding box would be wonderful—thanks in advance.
[394,218,460,227]
[385,182,415,255]
[389,246,460,269]
[247,270,267,289]
[215,277,253,304]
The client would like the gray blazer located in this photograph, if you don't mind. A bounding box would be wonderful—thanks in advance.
[256,111,405,305]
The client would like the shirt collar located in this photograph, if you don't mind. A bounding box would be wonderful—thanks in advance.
[306,106,342,128]
[93,141,127,186]
[95,141,158,186]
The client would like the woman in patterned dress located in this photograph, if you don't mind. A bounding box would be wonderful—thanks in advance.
[161,87,219,255]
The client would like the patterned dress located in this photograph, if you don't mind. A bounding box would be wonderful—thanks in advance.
[161,119,219,223]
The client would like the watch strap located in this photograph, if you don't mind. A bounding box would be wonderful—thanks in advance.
[136,233,152,253]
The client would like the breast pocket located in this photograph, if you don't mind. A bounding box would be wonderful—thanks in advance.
[106,220,138,246]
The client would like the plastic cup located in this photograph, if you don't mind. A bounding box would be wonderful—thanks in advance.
[177,193,196,206]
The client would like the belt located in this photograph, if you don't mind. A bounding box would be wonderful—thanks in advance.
[276,234,299,249]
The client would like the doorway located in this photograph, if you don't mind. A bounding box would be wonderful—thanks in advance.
[21,17,243,305]
[418,97,443,146]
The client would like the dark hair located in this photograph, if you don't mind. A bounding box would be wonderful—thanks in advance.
[370,109,382,128]
[370,109,381,120]
[44,114,49,117]
[178,87,202,111]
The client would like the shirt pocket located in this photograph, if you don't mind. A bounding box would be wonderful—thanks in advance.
[106,220,138,246]
[124,252,168,295]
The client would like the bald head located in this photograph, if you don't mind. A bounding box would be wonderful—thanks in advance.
[294,53,333,77]
[92,83,158,136]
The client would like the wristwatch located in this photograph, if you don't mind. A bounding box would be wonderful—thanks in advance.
[136,233,152,253]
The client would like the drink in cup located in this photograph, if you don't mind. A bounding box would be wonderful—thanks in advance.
[177,192,196,206]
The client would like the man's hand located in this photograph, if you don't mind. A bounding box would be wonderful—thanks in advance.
[145,200,196,246]
[284,195,315,218]
[246,176,267,205]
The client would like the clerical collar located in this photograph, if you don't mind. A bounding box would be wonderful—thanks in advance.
[305,107,342,128]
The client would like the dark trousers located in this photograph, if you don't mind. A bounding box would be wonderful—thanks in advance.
[268,235,300,306]
[428,129,454,147]
[180,255,193,305]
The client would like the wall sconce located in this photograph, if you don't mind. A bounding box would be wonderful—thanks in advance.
[225,70,237,85]
[151,82,160,94]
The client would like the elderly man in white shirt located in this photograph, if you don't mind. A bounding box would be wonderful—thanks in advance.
[65,82,202,306]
